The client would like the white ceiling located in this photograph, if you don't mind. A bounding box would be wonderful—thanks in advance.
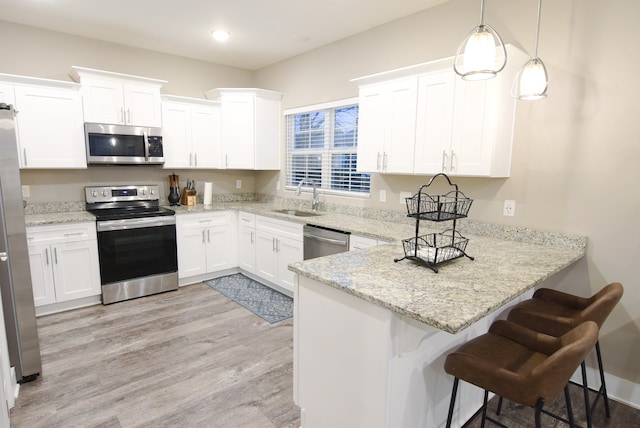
[0,0,452,70]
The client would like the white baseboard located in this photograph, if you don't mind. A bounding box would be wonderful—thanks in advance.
[571,363,640,410]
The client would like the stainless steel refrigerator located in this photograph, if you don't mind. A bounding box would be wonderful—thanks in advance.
[0,103,41,382]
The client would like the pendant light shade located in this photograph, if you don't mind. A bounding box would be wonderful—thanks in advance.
[512,0,548,100]
[454,0,507,80]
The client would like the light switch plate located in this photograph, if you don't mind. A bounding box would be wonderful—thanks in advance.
[236,179,242,189]
[379,189,386,202]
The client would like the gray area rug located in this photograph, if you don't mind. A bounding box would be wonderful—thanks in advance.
[205,274,293,323]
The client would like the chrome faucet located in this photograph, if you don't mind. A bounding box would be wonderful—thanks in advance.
[296,179,319,211]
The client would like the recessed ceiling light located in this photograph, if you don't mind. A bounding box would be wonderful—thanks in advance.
[211,30,230,42]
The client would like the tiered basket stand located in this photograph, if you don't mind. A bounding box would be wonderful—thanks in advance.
[394,173,474,273]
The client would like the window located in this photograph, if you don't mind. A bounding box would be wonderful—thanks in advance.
[286,101,370,196]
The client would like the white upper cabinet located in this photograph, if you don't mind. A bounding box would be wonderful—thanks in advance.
[0,83,15,105]
[205,88,283,170]
[414,70,455,174]
[357,78,418,174]
[14,84,86,168]
[69,66,165,128]
[161,95,222,169]
[0,73,87,169]
[354,45,527,178]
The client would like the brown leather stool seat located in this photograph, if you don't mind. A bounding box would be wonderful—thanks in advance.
[507,282,623,427]
[444,320,599,428]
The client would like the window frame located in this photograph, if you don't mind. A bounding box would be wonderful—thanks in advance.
[284,98,370,198]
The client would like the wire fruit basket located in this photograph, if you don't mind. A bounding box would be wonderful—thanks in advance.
[399,230,470,272]
[405,190,473,221]
[395,173,474,272]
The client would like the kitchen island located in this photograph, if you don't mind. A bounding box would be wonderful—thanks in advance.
[289,229,586,428]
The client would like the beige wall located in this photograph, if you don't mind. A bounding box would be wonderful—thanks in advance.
[255,0,640,387]
[1,0,638,392]
[0,20,258,200]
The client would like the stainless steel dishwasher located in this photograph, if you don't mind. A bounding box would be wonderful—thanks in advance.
[303,224,350,260]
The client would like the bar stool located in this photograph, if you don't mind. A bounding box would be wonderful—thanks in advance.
[506,282,623,427]
[444,320,599,428]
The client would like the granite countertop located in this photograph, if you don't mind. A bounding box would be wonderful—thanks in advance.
[289,234,585,334]
[171,202,411,242]
[24,211,96,226]
[25,200,586,335]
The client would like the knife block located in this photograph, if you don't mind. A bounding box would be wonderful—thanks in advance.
[181,188,197,206]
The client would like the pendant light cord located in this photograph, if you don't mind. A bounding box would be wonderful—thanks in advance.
[534,0,542,57]
[479,0,485,25]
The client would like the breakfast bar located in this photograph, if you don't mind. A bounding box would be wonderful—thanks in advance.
[289,229,586,427]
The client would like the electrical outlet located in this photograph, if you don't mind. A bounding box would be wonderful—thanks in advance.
[276,181,280,191]
[22,185,30,198]
[236,179,242,189]
[503,199,516,217]
[399,192,412,204]
[379,189,386,202]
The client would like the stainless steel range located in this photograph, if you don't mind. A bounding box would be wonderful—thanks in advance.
[85,185,178,304]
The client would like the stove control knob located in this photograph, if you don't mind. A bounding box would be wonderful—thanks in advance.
[150,189,155,195]
[141,189,147,195]
[91,191,98,197]
[102,191,108,197]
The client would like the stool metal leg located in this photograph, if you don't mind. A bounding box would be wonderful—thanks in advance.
[496,396,504,415]
[564,384,576,428]
[446,377,459,428]
[581,361,593,428]
[481,390,488,428]
[534,398,544,428]
[595,341,612,417]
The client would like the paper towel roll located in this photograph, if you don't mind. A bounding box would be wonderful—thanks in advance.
[203,182,213,205]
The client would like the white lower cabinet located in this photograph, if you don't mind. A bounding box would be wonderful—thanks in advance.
[349,234,380,251]
[176,211,237,282]
[26,222,100,307]
[237,212,256,274]
[255,215,303,294]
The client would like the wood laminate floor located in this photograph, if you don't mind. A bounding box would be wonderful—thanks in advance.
[10,283,300,428]
[9,282,639,427]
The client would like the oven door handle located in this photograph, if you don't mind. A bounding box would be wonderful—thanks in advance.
[97,216,176,232]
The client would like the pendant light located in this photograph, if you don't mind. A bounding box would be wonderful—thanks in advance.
[454,0,507,80]
[512,0,548,100]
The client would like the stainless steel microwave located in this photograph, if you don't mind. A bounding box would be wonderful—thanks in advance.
[84,123,164,165]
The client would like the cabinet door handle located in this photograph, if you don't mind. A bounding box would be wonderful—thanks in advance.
[272,237,275,252]
[450,150,456,173]
[189,153,193,166]
[202,230,206,244]
[53,247,58,265]
[383,152,388,171]
[225,154,229,168]
[376,152,381,171]
[120,108,125,124]
[250,231,254,244]
[64,232,84,238]
[23,149,27,166]
[207,229,211,243]
[126,108,131,124]
[45,248,49,266]
[442,150,448,172]
[194,153,198,167]
[275,238,280,253]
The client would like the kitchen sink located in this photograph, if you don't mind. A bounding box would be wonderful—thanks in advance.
[273,209,322,217]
